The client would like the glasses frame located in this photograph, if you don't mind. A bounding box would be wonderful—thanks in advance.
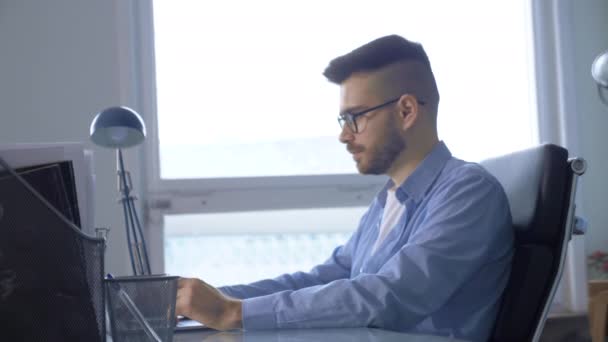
[338,96,426,133]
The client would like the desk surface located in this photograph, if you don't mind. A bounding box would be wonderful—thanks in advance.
[174,328,468,342]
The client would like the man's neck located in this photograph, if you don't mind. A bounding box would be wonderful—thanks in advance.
[388,139,439,187]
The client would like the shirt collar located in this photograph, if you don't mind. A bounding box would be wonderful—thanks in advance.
[378,141,452,206]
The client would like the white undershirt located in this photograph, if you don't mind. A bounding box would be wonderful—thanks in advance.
[371,188,406,255]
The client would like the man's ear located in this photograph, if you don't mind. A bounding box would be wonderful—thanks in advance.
[398,94,419,131]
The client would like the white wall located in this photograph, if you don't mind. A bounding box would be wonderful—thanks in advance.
[0,0,133,276]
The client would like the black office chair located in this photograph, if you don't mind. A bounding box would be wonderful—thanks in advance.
[480,144,587,342]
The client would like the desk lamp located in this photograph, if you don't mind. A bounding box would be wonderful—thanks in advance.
[90,106,151,275]
[592,50,608,106]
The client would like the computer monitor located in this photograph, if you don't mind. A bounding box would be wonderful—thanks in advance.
[0,152,105,341]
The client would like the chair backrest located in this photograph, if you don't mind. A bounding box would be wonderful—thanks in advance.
[481,144,585,342]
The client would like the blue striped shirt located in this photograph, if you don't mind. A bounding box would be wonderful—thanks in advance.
[220,142,513,342]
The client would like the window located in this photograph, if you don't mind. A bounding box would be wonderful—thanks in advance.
[143,0,538,279]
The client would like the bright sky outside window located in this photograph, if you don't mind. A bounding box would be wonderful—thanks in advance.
[152,0,537,179]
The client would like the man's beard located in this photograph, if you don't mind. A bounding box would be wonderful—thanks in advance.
[357,115,406,175]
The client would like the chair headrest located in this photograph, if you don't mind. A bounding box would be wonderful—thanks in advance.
[480,144,569,243]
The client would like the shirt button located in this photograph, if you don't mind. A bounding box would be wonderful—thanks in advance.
[360,267,364,273]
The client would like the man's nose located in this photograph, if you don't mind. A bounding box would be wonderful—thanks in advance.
[339,125,354,144]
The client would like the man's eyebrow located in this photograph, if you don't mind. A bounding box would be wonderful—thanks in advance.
[339,106,367,116]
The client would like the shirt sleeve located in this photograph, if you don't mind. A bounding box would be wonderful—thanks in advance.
[219,210,368,300]
[240,170,513,331]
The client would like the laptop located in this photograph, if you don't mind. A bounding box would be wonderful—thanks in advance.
[175,317,209,332]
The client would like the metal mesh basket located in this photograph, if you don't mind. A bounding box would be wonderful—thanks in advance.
[0,157,106,341]
[106,275,178,342]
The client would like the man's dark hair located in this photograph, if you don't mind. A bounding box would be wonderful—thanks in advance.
[323,35,433,84]
[323,35,440,115]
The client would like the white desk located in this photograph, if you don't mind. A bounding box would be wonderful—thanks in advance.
[173,328,469,342]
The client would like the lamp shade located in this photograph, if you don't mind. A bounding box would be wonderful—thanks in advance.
[592,50,608,87]
[90,106,147,148]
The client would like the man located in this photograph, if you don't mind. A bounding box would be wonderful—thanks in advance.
[176,35,514,342]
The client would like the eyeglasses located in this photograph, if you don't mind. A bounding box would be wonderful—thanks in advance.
[338,96,426,134]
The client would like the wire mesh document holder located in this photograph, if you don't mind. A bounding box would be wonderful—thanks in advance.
[0,156,106,342]
[106,275,179,342]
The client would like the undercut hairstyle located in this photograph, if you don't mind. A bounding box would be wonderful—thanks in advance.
[323,35,440,113]
[323,35,430,83]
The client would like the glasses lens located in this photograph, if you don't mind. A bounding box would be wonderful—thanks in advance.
[339,113,361,133]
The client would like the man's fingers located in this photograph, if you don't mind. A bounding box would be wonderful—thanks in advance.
[177,277,190,289]
[175,294,190,317]
[177,285,192,302]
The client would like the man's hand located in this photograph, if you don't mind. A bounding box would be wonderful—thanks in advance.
[176,277,243,331]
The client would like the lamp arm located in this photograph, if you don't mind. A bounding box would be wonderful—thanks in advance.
[124,196,144,274]
[129,195,152,274]
[121,193,137,274]
[118,149,146,275]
